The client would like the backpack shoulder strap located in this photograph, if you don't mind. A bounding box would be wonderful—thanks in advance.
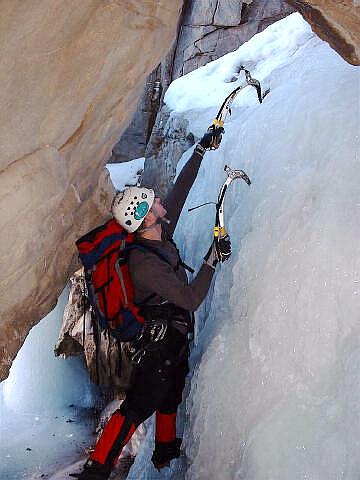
[125,243,177,307]
[126,241,195,307]
[125,243,173,268]
[166,237,195,274]
[129,239,195,274]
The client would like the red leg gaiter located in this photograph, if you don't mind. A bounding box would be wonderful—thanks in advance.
[155,411,177,443]
[90,411,136,466]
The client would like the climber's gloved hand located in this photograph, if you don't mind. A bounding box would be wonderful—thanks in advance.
[204,242,218,270]
[217,234,232,262]
[199,126,224,150]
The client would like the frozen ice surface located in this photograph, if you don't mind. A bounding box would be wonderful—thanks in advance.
[133,13,360,480]
[0,288,98,479]
[164,12,314,115]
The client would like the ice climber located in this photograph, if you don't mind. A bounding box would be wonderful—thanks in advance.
[74,127,231,479]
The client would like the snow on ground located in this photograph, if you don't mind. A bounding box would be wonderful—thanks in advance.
[128,13,360,480]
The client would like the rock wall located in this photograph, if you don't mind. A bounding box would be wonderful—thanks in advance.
[107,67,165,164]
[116,0,360,190]
[142,107,196,198]
[113,0,294,166]
[173,0,294,78]
[286,1,360,65]
[141,0,294,196]
[0,0,183,381]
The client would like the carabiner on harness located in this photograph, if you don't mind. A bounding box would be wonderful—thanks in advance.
[130,319,168,365]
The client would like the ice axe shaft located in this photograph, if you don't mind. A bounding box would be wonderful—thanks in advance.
[215,165,251,240]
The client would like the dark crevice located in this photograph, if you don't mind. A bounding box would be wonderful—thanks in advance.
[183,23,218,28]
[137,0,190,150]
[240,2,250,25]
[211,0,220,25]
[193,26,220,47]
[169,0,190,82]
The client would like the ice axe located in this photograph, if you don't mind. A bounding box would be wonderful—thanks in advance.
[214,165,251,260]
[207,66,269,150]
[188,165,251,261]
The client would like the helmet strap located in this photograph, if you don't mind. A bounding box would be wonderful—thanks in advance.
[137,221,159,234]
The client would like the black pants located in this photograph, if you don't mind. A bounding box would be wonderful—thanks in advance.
[90,321,189,467]
[120,323,189,424]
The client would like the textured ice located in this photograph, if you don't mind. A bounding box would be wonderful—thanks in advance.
[130,13,360,480]
[164,13,313,115]
[0,289,98,479]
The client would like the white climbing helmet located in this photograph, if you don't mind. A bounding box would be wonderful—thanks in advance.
[111,186,155,233]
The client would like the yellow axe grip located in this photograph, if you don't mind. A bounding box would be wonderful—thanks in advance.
[212,119,224,128]
[214,226,227,237]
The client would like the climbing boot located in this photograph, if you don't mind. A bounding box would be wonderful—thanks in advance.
[69,460,111,480]
[151,438,182,470]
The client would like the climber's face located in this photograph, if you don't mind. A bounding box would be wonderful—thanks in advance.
[144,197,167,227]
[151,197,167,219]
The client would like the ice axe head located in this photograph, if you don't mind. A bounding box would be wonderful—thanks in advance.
[224,165,251,185]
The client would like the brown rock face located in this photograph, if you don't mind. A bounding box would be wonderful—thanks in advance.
[0,0,183,381]
[141,0,295,197]
[286,1,360,65]
[173,0,294,78]
[112,0,294,165]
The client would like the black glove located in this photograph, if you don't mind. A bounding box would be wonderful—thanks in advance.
[199,126,224,150]
[204,242,218,269]
[216,234,231,262]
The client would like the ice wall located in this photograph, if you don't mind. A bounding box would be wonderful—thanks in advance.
[129,13,360,480]
[0,289,98,479]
